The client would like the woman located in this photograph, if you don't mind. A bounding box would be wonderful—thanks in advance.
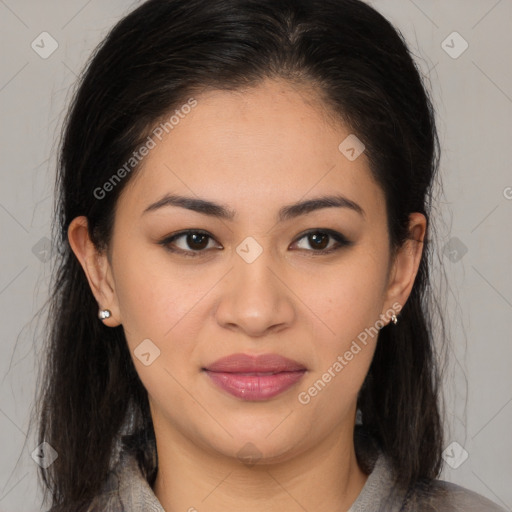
[36,0,506,510]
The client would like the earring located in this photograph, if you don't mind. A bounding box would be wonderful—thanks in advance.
[391,314,398,325]
[98,309,112,320]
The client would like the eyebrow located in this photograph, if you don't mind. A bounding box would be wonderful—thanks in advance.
[142,193,365,221]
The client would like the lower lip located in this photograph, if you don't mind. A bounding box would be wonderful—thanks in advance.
[204,370,306,400]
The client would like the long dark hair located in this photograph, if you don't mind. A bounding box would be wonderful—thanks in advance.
[35,0,446,509]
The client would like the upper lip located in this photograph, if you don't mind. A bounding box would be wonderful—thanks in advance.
[204,353,306,373]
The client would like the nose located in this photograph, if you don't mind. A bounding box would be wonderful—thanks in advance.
[214,246,295,338]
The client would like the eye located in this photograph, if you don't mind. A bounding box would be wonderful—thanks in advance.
[159,230,221,257]
[159,228,352,258]
[291,229,352,254]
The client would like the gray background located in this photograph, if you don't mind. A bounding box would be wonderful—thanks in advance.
[0,0,511,510]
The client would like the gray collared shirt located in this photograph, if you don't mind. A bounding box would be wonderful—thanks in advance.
[81,446,507,511]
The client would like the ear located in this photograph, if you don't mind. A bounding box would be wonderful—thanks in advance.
[382,212,426,323]
[67,216,122,327]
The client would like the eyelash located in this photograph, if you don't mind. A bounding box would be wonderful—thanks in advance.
[158,229,353,258]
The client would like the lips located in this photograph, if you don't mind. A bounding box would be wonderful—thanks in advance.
[203,353,307,401]
[204,353,306,373]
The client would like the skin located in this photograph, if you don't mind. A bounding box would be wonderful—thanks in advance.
[68,78,426,511]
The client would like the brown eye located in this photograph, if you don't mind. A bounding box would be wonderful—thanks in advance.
[159,228,352,258]
[184,232,210,250]
[292,229,352,254]
[159,230,220,256]
[307,232,329,250]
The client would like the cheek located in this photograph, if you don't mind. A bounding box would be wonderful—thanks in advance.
[298,272,383,422]
[298,251,388,404]
[308,256,388,344]
[113,255,205,411]
[112,248,200,356]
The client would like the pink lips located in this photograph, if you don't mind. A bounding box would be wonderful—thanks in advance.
[203,353,307,401]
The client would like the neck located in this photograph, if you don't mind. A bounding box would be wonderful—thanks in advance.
[152,421,368,512]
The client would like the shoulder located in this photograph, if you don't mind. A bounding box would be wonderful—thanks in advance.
[45,471,124,512]
[402,478,507,512]
[350,444,506,512]
[353,431,506,512]
[84,446,164,512]
[45,456,126,512]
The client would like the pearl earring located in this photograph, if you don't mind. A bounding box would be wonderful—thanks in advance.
[98,309,112,320]
[391,313,398,325]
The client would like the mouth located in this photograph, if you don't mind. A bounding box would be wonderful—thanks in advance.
[202,353,307,401]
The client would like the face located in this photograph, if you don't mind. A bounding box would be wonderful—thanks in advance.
[70,78,423,465]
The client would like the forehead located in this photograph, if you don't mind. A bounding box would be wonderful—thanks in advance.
[117,78,384,222]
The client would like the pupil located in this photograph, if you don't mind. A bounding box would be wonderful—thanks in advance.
[188,233,208,250]
[310,232,328,250]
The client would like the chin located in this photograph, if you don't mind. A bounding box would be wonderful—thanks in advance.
[196,421,308,467]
